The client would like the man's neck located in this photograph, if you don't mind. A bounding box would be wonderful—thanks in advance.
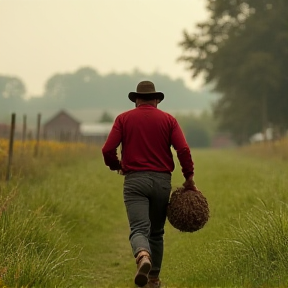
[136,99,157,107]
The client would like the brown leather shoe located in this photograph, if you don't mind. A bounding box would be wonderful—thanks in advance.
[146,277,161,288]
[134,251,152,287]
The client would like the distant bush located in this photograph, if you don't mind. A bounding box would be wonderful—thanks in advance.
[175,111,216,148]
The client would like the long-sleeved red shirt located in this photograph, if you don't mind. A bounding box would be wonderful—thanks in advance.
[102,104,194,179]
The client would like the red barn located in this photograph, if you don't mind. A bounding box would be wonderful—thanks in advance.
[211,133,235,148]
[43,110,81,141]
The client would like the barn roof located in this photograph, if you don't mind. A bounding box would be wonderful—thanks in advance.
[43,110,81,126]
[80,122,113,136]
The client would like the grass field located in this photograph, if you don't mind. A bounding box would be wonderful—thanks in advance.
[1,141,288,288]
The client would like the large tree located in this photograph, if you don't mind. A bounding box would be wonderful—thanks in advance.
[0,75,26,116]
[44,67,101,107]
[179,0,288,143]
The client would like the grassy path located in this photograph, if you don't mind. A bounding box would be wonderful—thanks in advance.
[14,149,288,287]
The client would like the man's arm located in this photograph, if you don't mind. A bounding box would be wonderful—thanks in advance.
[183,176,199,191]
[170,118,198,190]
[102,116,122,171]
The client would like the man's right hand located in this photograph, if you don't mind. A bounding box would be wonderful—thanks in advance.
[183,176,199,191]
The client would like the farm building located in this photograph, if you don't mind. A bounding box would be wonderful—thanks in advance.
[80,122,113,144]
[211,133,235,148]
[42,109,113,144]
[249,128,273,143]
[43,110,81,141]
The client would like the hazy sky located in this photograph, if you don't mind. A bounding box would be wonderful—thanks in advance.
[0,0,208,97]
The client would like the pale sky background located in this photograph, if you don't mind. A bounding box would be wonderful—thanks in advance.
[0,0,209,98]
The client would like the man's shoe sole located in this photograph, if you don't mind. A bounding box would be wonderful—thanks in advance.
[134,260,151,287]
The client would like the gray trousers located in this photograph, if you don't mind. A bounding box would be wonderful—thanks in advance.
[123,171,171,277]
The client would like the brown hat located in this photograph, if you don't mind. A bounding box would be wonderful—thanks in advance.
[128,81,164,103]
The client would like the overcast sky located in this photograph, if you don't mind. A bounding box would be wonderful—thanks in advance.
[0,0,209,97]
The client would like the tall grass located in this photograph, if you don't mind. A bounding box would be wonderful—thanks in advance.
[240,137,288,161]
[1,139,288,287]
[0,184,82,287]
[0,139,99,180]
[162,149,288,288]
[0,140,101,288]
[221,201,288,287]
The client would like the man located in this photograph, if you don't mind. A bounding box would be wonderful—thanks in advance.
[102,80,196,288]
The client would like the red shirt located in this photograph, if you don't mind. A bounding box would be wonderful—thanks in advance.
[102,104,194,179]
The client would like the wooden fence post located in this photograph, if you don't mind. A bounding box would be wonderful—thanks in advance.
[34,113,41,158]
[6,113,16,182]
[22,114,27,143]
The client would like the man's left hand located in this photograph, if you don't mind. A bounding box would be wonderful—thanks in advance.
[117,169,124,175]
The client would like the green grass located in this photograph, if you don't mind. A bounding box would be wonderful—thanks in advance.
[1,148,288,287]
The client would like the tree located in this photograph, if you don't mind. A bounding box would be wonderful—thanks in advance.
[43,67,102,108]
[0,75,26,100]
[179,0,288,142]
[99,111,114,123]
[175,112,214,147]
[0,75,26,115]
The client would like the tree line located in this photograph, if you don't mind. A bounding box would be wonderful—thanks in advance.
[0,68,217,122]
[2,1,287,145]
[179,0,288,144]
[0,69,218,147]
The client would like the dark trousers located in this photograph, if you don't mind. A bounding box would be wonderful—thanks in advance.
[123,171,171,276]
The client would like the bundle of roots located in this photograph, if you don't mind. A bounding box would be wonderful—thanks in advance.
[167,187,209,232]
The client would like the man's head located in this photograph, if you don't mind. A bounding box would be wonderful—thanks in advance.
[128,81,164,104]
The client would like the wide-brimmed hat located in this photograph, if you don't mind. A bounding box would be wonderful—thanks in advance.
[128,81,164,103]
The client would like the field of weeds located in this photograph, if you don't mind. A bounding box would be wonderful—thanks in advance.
[0,139,288,287]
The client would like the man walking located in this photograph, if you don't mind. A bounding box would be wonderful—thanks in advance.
[102,81,196,287]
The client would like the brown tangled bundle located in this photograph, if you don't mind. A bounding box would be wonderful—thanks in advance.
[167,187,209,232]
